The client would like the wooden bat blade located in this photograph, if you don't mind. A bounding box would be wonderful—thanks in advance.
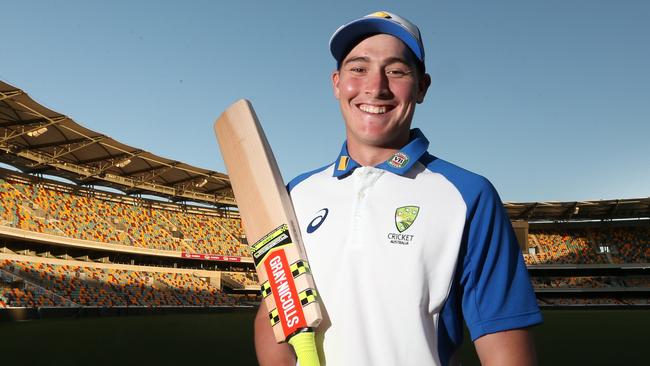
[215,100,294,242]
[214,99,322,344]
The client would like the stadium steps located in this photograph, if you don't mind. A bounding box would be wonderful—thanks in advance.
[179,240,195,252]
[0,247,16,254]
[0,267,79,306]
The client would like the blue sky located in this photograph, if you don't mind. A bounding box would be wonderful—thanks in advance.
[2,0,648,202]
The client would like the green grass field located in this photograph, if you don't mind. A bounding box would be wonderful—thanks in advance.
[1,308,648,365]
[461,308,650,366]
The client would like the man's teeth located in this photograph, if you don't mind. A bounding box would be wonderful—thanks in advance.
[359,104,387,114]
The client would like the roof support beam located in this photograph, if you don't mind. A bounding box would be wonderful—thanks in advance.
[51,136,105,160]
[76,151,133,165]
[23,136,107,169]
[0,115,68,144]
[15,147,237,205]
[605,200,621,220]
[18,137,92,150]
[565,202,579,219]
[123,164,171,177]
[206,186,233,194]
[0,89,22,102]
[0,117,51,128]
[169,175,202,187]
[95,139,229,184]
[522,202,539,220]
[79,151,144,182]
[133,166,174,186]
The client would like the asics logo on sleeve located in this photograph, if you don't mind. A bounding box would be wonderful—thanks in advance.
[306,208,329,234]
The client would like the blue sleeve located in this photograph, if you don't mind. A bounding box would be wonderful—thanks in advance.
[460,179,542,340]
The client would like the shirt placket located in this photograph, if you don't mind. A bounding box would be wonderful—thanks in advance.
[349,167,384,249]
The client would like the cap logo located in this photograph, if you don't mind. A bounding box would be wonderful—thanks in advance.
[370,11,392,19]
[387,152,409,169]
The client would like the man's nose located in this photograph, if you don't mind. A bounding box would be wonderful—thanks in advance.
[364,70,392,99]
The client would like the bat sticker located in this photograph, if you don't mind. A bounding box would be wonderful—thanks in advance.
[252,224,293,265]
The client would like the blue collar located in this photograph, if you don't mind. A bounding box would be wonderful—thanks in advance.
[332,128,430,178]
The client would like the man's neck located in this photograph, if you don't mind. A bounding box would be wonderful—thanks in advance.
[346,142,403,167]
[350,148,396,167]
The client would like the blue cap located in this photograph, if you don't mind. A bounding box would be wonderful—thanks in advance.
[329,11,425,69]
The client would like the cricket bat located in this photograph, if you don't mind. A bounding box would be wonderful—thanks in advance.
[214,99,322,366]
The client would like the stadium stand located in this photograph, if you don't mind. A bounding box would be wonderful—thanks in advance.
[524,227,649,265]
[538,296,629,306]
[223,271,259,288]
[2,166,648,310]
[532,276,650,289]
[525,223,649,307]
[0,170,249,257]
[0,253,239,308]
[0,265,71,307]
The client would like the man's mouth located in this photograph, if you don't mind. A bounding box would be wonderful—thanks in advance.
[358,104,392,114]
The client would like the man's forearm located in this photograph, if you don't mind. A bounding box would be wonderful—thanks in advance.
[474,328,537,366]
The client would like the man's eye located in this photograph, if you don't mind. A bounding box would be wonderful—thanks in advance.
[387,69,411,77]
[349,67,366,73]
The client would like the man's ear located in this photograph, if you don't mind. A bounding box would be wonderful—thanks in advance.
[417,73,431,104]
[332,70,341,99]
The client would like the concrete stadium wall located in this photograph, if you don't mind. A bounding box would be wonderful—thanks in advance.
[0,252,220,278]
[0,305,254,322]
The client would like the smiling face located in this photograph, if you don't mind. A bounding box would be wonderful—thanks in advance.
[332,34,430,165]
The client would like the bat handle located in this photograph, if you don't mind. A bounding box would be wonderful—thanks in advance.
[288,328,320,366]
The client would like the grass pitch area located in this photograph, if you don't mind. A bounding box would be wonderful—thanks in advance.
[0,309,258,366]
[1,308,648,365]
[460,308,650,366]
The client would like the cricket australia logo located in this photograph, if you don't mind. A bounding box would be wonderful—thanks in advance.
[395,206,419,232]
[387,206,420,245]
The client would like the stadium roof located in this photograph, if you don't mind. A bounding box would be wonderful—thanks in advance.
[504,198,650,222]
[0,80,235,206]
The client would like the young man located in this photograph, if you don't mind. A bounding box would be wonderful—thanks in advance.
[255,11,542,366]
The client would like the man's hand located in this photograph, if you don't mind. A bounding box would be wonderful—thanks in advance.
[474,328,537,366]
[254,302,296,366]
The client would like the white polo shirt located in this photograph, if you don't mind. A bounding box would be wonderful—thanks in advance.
[288,129,541,366]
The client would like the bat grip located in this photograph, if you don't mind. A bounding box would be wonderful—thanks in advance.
[288,328,320,366]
